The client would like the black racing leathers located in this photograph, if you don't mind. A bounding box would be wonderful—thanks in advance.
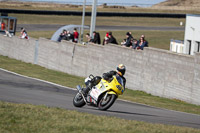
[102,70,126,89]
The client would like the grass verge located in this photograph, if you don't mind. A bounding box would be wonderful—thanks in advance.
[11,13,185,27]
[1,101,200,133]
[0,55,200,115]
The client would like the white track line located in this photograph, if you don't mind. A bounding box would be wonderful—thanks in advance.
[0,68,76,91]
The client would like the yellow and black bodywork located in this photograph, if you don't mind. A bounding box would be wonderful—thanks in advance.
[90,75,124,102]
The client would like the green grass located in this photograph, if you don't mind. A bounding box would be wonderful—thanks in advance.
[1,101,200,133]
[0,55,84,88]
[0,55,200,115]
[16,30,184,50]
[11,13,186,27]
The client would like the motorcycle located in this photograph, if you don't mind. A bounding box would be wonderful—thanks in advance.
[73,74,125,111]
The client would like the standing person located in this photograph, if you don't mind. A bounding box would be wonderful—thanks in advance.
[19,27,29,39]
[73,28,79,43]
[1,21,5,30]
[92,31,101,44]
[105,32,118,45]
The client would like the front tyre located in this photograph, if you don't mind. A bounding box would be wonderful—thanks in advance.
[73,93,86,107]
[98,94,117,111]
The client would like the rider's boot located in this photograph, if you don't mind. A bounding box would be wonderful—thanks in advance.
[82,82,93,96]
[82,76,101,96]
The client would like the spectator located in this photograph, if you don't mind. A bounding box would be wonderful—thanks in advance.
[105,32,118,45]
[66,30,74,42]
[85,33,92,44]
[58,29,67,42]
[133,37,146,50]
[130,39,138,49]
[92,31,101,44]
[129,32,133,39]
[141,34,149,47]
[1,21,5,30]
[19,27,29,39]
[123,32,133,47]
[73,28,79,43]
[102,32,109,45]
[121,39,126,46]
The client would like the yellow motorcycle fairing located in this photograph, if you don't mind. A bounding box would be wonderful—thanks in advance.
[89,75,124,101]
[100,76,124,95]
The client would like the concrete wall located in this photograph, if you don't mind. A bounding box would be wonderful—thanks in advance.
[0,35,200,105]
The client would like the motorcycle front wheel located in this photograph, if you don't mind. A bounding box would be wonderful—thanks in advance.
[98,94,117,111]
[73,93,86,107]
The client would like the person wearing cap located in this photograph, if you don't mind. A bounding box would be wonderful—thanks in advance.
[105,32,118,45]
[102,32,109,45]
[123,32,133,47]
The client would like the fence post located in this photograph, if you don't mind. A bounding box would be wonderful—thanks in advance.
[34,40,39,64]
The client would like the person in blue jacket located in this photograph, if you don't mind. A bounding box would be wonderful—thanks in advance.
[133,37,147,50]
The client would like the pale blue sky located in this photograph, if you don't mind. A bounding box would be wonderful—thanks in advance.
[20,0,167,7]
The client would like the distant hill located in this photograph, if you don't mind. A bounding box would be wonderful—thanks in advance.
[153,0,200,10]
[155,0,200,7]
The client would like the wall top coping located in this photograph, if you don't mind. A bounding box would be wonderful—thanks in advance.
[10,36,194,59]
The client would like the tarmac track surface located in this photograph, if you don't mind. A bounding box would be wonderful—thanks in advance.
[0,69,200,129]
[17,24,184,32]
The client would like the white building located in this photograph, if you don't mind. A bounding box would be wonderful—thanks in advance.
[184,14,200,55]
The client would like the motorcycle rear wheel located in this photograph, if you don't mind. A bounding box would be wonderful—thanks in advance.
[98,94,117,111]
[73,93,86,107]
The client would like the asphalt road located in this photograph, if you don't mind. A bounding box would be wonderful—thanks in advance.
[0,69,200,129]
[17,24,185,32]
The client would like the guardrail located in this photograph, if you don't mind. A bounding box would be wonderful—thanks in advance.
[0,9,186,18]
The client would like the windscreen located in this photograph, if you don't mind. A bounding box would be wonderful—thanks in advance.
[116,75,124,87]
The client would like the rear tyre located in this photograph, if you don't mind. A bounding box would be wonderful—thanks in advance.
[73,93,86,107]
[98,94,117,111]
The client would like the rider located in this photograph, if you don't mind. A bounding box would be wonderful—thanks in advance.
[82,64,126,95]
[103,64,126,89]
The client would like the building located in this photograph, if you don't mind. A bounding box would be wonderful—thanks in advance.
[0,16,17,35]
[184,14,200,55]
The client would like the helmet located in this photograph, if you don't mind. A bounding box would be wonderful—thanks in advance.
[116,64,126,76]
